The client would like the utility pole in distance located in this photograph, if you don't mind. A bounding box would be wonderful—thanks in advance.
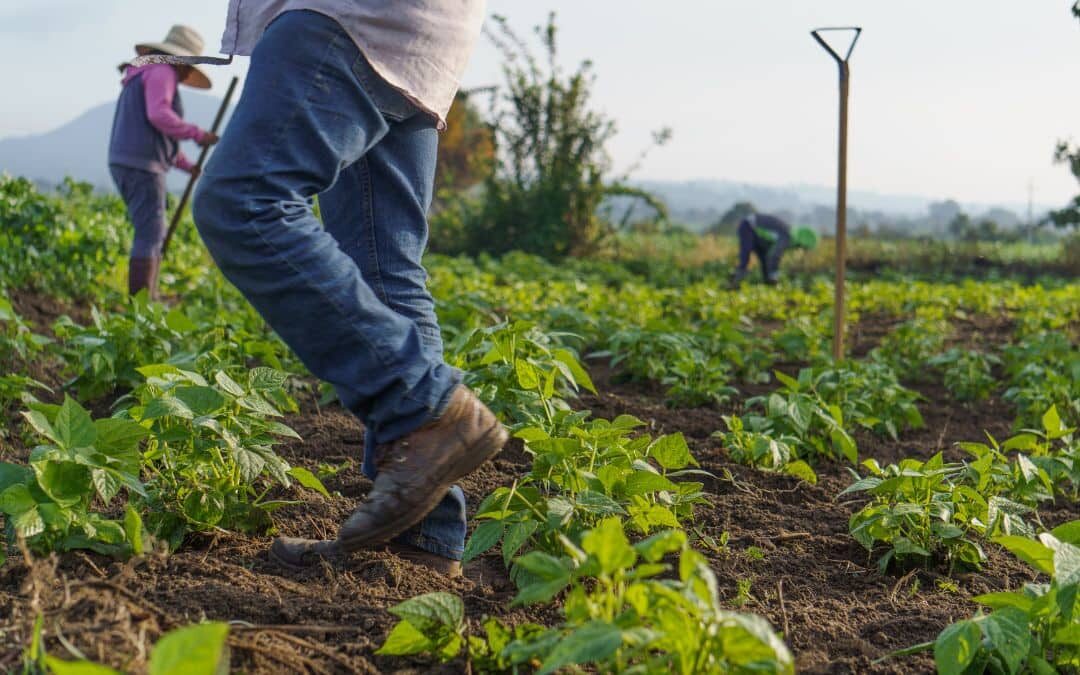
[812,27,862,362]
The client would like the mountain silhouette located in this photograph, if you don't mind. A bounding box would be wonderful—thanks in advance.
[0,91,230,192]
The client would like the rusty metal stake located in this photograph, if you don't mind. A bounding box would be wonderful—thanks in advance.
[812,27,861,362]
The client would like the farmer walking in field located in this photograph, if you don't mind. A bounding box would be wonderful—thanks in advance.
[190,3,504,577]
[108,26,219,298]
[729,210,818,287]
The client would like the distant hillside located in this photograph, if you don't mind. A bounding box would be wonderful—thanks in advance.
[0,92,230,192]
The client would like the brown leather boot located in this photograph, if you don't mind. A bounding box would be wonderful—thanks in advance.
[270,537,461,577]
[128,256,161,299]
[337,385,506,551]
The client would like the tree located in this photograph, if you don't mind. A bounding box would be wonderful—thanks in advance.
[1048,142,1080,229]
[435,92,495,195]
[446,13,668,258]
[708,201,755,235]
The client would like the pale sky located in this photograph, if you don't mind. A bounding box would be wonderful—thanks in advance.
[2,1,1079,206]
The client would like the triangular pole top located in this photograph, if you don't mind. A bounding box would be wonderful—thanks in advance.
[811,27,862,64]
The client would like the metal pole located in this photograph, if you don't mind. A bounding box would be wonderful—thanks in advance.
[835,62,849,361]
[162,75,239,259]
[811,27,861,362]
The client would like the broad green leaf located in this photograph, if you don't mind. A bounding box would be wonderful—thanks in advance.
[149,622,230,675]
[0,461,30,491]
[1051,540,1080,587]
[973,591,1034,613]
[12,506,45,538]
[553,348,597,394]
[994,536,1054,575]
[538,621,622,675]
[182,490,225,526]
[1042,405,1066,439]
[286,467,330,498]
[164,307,197,332]
[502,520,538,567]
[33,460,91,508]
[462,520,503,564]
[231,446,266,484]
[388,592,463,634]
[125,504,144,556]
[982,607,1031,675]
[624,470,679,496]
[650,433,697,470]
[45,657,122,675]
[376,619,432,656]
[143,396,194,421]
[174,386,226,416]
[93,418,148,456]
[784,460,818,484]
[91,468,121,503]
[582,517,636,575]
[214,371,245,397]
[515,359,539,390]
[55,396,97,449]
[136,364,183,379]
[0,483,35,515]
[934,620,982,675]
[633,528,687,563]
[1052,520,1080,546]
[248,367,288,392]
[21,409,59,444]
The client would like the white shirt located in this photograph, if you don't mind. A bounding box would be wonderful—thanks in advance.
[220,1,486,126]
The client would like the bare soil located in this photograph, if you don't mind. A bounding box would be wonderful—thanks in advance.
[1,307,1074,673]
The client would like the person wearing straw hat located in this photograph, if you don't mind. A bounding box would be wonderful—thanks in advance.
[108,25,218,299]
[730,210,818,287]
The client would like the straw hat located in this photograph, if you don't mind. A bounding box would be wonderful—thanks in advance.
[135,25,211,89]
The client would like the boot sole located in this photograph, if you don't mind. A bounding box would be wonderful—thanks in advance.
[338,423,508,552]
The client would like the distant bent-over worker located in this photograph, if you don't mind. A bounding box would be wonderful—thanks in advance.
[107,25,219,298]
[730,212,818,286]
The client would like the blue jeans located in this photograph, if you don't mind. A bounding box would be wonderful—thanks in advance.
[110,164,167,259]
[192,10,466,560]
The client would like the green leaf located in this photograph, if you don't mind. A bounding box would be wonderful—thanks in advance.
[1042,405,1066,439]
[93,418,148,456]
[33,460,91,508]
[582,517,636,575]
[994,535,1054,575]
[0,462,30,492]
[125,504,144,556]
[182,490,225,526]
[12,506,45,538]
[0,483,35,515]
[633,528,687,563]
[973,591,1034,613]
[45,657,122,675]
[462,520,503,564]
[164,307,197,332]
[286,467,330,498]
[214,371,245,397]
[91,468,120,503]
[784,460,818,484]
[538,621,622,675]
[650,433,697,470]
[502,520,539,567]
[248,367,288,392]
[624,470,679,496]
[515,359,539,390]
[934,620,982,675]
[55,396,96,449]
[149,622,230,675]
[387,592,463,634]
[1052,520,1080,546]
[143,396,194,421]
[231,446,266,484]
[174,386,226,417]
[376,619,432,656]
[553,348,597,394]
[21,409,59,444]
[981,607,1031,675]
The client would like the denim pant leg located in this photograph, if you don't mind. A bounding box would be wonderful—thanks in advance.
[193,11,462,449]
[764,231,790,280]
[319,121,466,560]
[110,164,167,259]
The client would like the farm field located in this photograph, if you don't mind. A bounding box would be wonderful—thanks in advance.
[1,178,1079,674]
